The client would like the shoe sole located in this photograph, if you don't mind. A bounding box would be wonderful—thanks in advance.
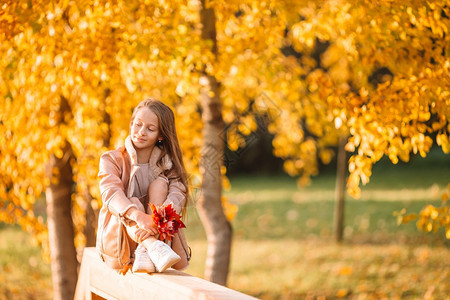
[132,268,156,273]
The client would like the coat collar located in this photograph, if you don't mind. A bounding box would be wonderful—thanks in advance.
[124,136,172,171]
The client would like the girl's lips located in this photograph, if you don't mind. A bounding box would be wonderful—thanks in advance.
[134,137,146,143]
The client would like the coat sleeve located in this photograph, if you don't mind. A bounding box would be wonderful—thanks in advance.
[161,174,187,215]
[98,151,138,217]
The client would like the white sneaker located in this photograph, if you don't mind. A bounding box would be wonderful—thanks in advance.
[148,240,181,272]
[132,244,156,273]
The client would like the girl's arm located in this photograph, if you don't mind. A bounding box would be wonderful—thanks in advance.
[155,154,187,214]
[99,151,159,235]
[98,151,139,217]
[160,174,187,214]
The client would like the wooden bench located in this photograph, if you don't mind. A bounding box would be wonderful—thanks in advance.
[74,247,258,300]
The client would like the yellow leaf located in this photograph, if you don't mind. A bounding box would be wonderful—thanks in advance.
[221,196,238,221]
[336,289,349,298]
[338,266,353,276]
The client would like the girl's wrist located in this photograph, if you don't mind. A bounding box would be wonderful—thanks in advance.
[125,207,140,221]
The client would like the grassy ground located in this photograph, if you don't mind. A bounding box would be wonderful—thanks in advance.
[186,150,449,299]
[0,150,448,299]
[0,225,52,300]
[187,240,449,299]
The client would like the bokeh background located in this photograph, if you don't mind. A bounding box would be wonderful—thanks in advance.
[1,1,449,299]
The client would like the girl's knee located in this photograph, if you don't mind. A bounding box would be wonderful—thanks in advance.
[149,176,169,191]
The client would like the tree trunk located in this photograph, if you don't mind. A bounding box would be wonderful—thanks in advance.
[45,143,78,300]
[196,0,232,286]
[334,135,348,243]
[83,189,97,247]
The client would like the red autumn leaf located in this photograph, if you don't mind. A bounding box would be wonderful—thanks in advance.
[150,203,186,241]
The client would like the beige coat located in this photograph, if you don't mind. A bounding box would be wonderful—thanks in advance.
[96,136,190,272]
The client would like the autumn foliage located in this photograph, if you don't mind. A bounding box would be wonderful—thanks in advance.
[150,204,186,241]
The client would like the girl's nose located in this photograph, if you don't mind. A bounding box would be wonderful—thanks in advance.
[139,127,146,136]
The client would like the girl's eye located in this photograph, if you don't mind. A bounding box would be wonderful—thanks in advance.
[148,127,154,131]
[135,121,142,127]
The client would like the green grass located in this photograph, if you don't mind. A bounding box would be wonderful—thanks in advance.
[0,149,449,299]
[186,240,449,299]
[0,225,52,300]
[186,197,446,241]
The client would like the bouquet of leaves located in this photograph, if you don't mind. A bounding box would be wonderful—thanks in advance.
[150,203,186,241]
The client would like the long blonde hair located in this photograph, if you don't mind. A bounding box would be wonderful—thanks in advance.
[130,98,190,215]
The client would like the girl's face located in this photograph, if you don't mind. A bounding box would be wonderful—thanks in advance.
[130,107,162,150]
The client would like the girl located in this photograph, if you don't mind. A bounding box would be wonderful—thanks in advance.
[96,98,190,274]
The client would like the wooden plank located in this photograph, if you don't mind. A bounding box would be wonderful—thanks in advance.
[75,247,258,300]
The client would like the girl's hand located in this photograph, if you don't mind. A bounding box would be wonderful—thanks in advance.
[134,211,159,235]
[127,208,158,235]
[135,228,154,243]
